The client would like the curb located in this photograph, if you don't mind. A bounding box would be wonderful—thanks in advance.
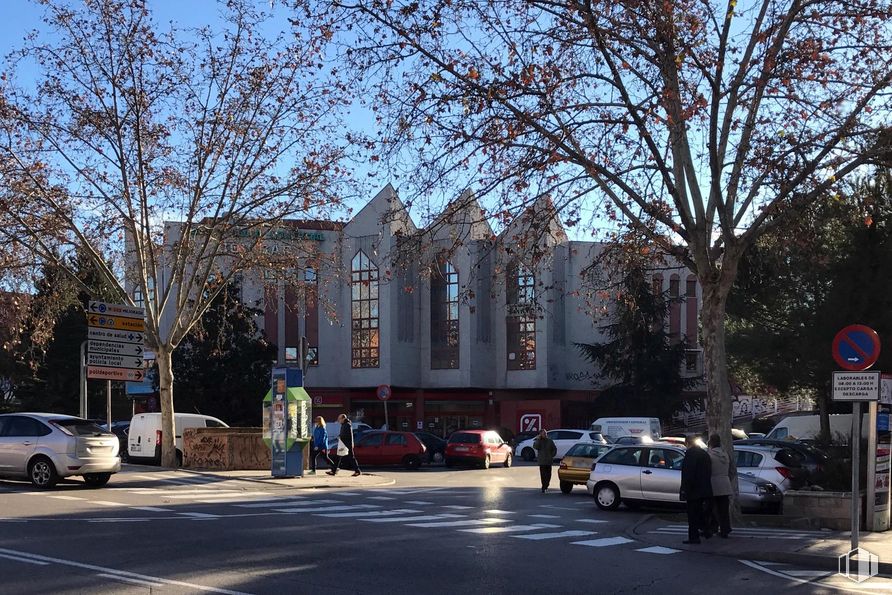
[632,516,892,578]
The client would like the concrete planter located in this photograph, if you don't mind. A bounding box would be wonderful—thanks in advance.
[783,489,866,531]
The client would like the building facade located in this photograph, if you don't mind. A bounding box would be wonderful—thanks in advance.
[156,185,703,435]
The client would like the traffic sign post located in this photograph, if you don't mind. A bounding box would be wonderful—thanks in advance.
[377,385,391,430]
[84,301,147,426]
[831,325,882,554]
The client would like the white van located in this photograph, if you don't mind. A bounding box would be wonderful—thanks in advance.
[590,417,662,441]
[766,413,867,443]
[128,413,228,465]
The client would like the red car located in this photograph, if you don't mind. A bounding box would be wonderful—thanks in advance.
[445,430,513,469]
[328,431,427,469]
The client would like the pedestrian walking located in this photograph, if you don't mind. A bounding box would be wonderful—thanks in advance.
[680,434,713,544]
[310,416,332,474]
[327,413,361,477]
[533,429,557,493]
[707,434,733,538]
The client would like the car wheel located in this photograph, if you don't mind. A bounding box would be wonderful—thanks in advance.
[522,447,535,462]
[503,453,513,468]
[560,481,573,494]
[432,452,444,464]
[482,455,491,469]
[594,482,621,511]
[175,450,183,467]
[28,456,58,489]
[403,455,421,470]
[83,473,112,488]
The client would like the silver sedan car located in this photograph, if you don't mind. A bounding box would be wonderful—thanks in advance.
[0,413,121,488]
[586,443,782,513]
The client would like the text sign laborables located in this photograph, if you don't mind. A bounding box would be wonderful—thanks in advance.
[833,371,881,402]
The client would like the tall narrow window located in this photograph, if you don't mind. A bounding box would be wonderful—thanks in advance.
[685,275,698,348]
[506,262,536,370]
[351,251,379,368]
[669,274,680,343]
[431,260,459,369]
[305,268,319,366]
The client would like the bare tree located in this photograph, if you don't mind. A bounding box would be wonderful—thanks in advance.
[332,0,892,460]
[0,0,352,466]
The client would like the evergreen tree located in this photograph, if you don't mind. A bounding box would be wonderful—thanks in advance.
[172,281,276,427]
[576,245,700,421]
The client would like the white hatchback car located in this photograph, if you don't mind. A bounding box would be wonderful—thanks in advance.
[515,429,607,462]
[0,413,121,488]
[733,445,807,492]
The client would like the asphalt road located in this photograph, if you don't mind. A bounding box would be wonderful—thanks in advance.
[0,462,857,594]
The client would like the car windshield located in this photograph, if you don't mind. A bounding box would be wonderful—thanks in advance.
[52,419,108,436]
[448,432,480,444]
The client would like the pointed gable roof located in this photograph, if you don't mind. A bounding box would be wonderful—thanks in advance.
[345,183,418,237]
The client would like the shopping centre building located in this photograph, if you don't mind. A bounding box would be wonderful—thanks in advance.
[151,185,703,436]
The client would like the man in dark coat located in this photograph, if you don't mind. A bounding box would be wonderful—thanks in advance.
[328,414,362,477]
[533,429,557,493]
[680,435,713,544]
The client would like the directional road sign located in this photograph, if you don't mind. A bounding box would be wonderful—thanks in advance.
[87,313,145,332]
[833,325,881,371]
[88,340,143,358]
[86,301,147,381]
[87,328,145,344]
[86,366,145,382]
[88,301,145,319]
[87,352,144,370]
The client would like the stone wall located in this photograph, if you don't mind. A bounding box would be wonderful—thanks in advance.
[784,490,866,531]
[183,427,270,470]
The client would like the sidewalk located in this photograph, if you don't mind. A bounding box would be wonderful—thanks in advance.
[124,464,396,490]
[631,514,892,577]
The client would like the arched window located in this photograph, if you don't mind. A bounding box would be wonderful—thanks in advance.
[430,260,459,369]
[351,251,379,368]
[506,262,536,370]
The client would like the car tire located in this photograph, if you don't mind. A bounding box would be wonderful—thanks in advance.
[83,473,112,488]
[503,453,513,468]
[482,455,491,469]
[432,452,444,464]
[403,455,422,470]
[560,481,573,494]
[175,450,183,467]
[28,456,58,489]
[521,447,535,462]
[594,482,621,511]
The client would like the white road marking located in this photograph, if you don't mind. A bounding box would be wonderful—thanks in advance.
[126,489,244,496]
[407,518,511,528]
[47,495,84,501]
[361,514,464,523]
[315,509,420,518]
[367,496,396,501]
[460,524,561,535]
[538,505,577,510]
[483,509,513,514]
[572,537,634,547]
[177,512,221,519]
[96,573,164,588]
[528,514,560,519]
[576,519,608,524]
[236,499,339,509]
[0,553,49,565]
[784,570,834,578]
[513,530,596,541]
[274,505,379,513]
[91,501,126,507]
[442,505,473,510]
[332,492,362,496]
[404,501,434,505]
[636,546,681,555]
[0,548,251,595]
[166,492,267,500]
[129,506,173,513]
[87,518,150,523]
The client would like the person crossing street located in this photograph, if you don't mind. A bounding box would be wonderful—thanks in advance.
[328,413,361,477]
[533,429,557,493]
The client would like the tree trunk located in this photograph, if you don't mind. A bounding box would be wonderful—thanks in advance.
[700,275,740,517]
[156,346,178,468]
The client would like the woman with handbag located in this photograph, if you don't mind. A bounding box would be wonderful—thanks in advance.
[327,413,362,476]
[311,416,331,474]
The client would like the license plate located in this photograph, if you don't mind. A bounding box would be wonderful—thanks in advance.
[131,444,141,452]
[455,446,468,452]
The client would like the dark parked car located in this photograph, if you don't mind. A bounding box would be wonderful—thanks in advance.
[414,431,446,464]
[734,438,830,483]
[509,431,540,451]
[101,421,130,463]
